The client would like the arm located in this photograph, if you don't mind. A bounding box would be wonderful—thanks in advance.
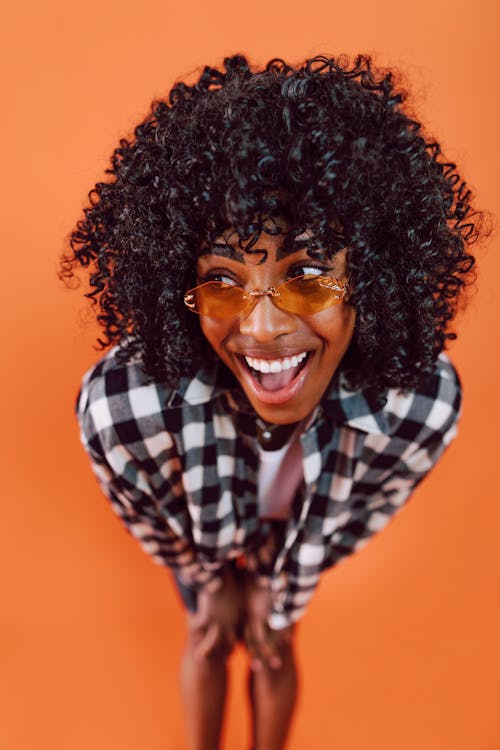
[76,377,222,589]
[84,443,220,587]
[267,372,462,630]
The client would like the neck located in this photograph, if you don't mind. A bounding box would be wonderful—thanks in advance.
[256,418,298,451]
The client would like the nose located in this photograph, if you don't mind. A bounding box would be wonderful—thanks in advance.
[238,294,298,342]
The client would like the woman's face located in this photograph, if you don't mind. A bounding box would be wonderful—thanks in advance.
[195,229,356,425]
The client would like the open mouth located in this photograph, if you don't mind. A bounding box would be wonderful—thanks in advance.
[238,351,312,392]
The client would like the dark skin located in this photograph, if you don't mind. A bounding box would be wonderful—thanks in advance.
[180,568,296,750]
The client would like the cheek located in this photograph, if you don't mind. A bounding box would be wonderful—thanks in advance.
[199,318,230,355]
[342,306,357,342]
[319,305,356,349]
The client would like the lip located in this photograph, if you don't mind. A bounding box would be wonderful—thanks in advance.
[236,348,309,360]
[235,351,314,405]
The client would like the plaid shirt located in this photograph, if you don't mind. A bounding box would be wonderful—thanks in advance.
[76,348,461,629]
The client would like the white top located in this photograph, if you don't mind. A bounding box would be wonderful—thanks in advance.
[257,422,305,519]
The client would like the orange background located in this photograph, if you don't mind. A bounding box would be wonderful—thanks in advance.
[1,1,499,748]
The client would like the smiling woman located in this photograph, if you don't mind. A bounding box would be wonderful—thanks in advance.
[60,53,485,750]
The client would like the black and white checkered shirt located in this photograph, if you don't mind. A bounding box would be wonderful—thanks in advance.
[76,348,461,629]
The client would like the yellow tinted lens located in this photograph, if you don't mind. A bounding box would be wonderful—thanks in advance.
[276,275,346,314]
[184,281,248,318]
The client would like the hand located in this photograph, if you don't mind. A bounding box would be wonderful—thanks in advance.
[187,567,243,660]
[242,573,294,672]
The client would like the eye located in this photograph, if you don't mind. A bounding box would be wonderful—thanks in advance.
[288,262,331,279]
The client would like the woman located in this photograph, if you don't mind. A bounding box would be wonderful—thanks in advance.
[63,54,481,750]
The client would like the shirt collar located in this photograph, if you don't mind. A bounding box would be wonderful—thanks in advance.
[171,360,389,436]
[321,372,389,435]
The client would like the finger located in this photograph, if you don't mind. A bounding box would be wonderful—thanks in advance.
[243,623,263,672]
[254,619,283,669]
[245,621,282,671]
[195,624,237,660]
[187,609,201,626]
[193,622,220,660]
[187,609,208,633]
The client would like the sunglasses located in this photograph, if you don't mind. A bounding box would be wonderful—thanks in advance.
[183,274,348,319]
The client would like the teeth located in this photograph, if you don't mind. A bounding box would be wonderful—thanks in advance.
[244,352,307,374]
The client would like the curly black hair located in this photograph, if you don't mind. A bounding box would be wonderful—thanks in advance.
[61,53,481,395]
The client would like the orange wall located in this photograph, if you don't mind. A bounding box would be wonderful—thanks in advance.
[1,1,499,748]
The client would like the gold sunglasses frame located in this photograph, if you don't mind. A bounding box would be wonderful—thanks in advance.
[183,274,349,318]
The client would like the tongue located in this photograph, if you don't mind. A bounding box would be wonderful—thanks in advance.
[258,365,300,391]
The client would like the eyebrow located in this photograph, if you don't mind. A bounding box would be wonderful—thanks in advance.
[198,240,320,265]
[275,237,331,261]
[198,242,246,263]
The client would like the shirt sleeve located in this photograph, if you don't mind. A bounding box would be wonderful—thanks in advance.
[267,363,462,630]
[324,413,460,565]
[76,375,221,590]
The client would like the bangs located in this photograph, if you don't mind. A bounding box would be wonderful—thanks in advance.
[199,204,347,265]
